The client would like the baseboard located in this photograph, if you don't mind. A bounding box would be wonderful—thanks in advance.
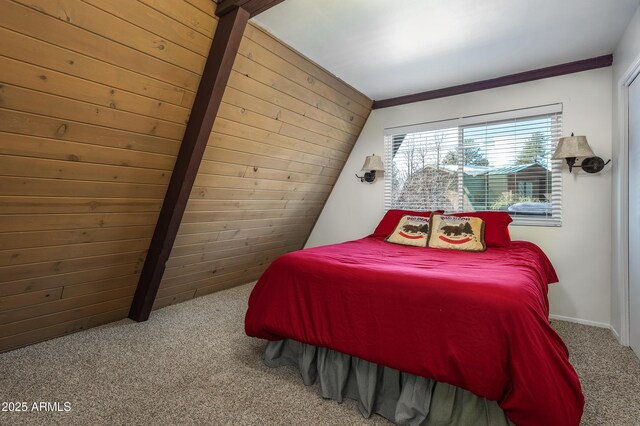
[549,314,627,345]
[548,314,611,329]
[609,326,621,342]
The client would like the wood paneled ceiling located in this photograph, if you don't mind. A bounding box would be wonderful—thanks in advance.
[0,0,371,351]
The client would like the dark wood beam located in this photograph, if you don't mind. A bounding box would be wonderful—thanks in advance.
[372,54,613,109]
[215,0,250,17]
[216,0,284,17]
[247,0,286,17]
[128,6,251,322]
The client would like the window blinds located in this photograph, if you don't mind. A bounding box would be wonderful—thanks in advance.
[384,104,563,226]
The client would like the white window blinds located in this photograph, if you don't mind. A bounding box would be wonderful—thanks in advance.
[384,104,563,226]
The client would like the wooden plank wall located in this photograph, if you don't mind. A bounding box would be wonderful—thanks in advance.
[0,0,216,352]
[154,18,372,308]
[0,0,371,352]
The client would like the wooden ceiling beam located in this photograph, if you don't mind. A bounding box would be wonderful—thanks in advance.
[372,54,613,109]
[216,0,285,18]
[129,0,283,322]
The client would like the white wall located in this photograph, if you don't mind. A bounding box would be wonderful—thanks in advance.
[307,69,613,326]
[611,6,640,342]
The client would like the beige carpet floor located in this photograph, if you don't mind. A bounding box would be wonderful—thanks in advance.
[0,283,639,426]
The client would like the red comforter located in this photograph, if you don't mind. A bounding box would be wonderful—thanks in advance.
[245,237,584,426]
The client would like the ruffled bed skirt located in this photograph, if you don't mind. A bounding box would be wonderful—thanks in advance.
[264,340,512,426]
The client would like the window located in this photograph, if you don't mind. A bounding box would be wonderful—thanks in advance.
[384,105,563,226]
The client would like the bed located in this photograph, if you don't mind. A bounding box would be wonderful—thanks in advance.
[245,215,584,425]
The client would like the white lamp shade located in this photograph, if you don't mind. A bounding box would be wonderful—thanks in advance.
[552,135,594,159]
[361,154,385,171]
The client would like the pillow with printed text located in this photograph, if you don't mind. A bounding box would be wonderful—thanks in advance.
[385,215,431,247]
[428,214,486,252]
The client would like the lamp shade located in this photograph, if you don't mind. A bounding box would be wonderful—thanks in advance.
[552,135,594,159]
[361,154,385,171]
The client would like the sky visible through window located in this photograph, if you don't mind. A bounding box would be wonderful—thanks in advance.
[393,116,552,171]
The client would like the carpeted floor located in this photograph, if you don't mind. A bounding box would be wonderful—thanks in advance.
[0,283,639,426]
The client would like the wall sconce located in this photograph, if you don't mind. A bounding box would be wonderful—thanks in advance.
[355,154,385,183]
[551,133,611,173]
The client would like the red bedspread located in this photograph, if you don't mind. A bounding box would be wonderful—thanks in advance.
[245,237,584,426]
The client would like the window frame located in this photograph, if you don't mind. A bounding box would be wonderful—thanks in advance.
[383,104,563,227]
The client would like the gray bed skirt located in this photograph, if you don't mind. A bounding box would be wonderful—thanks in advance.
[264,340,512,426]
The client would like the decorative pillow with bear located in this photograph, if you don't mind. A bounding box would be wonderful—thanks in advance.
[428,214,486,252]
[448,211,512,247]
[385,215,431,247]
[371,209,442,238]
